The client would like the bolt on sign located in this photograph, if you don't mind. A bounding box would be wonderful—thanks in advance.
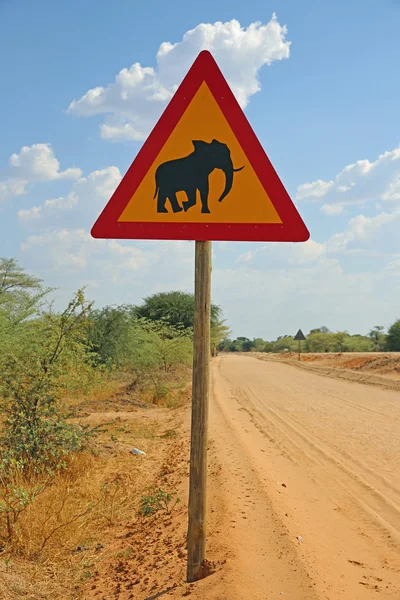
[91,50,309,583]
[91,51,309,242]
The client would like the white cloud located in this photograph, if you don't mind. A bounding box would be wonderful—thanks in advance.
[385,258,400,274]
[289,239,325,264]
[44,193,79,210]
[348,211,399,241]
[21,228,150,274]
[296,145,400,210]
[74,167,121,200]
[382,175,400,201]
[320,203,344,215]
[18,205,43,221]
[0,178,27,203]
[68,15,291,141]
[9,144,82,182]
[17,166,121,227]
[17,194,79,222]
[324,208,400,254]
[296,179,334,201]
[0,143,82,203]
[235,204,400,270]
[237,239,326,267]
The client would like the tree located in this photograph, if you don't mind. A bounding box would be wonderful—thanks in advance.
[345,334,373,352]
[305,332,336,353]
[0,258,49,324]
[130,319,192,374]
[211,319,231,356]
[386,320,400,351]
[273,335,296,353]
[136,291,221,330]
[0,258,42,295]
[333,331,349,352]
[368,326,386,351]
[217,338,232,353]
[224,337,255,352]
[121,318,193,399]
[88,305,135,366]
[262,342,275,353]
[309,326,330,335]
[253,338,267,352]
[241,339,256,352]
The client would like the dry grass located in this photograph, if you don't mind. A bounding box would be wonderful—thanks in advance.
[0,368,191,599]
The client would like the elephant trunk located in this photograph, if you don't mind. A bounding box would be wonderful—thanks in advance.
[218,160,244,203]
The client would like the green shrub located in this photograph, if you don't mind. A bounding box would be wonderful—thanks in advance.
[138,488,180,516]
[0,290,96,474]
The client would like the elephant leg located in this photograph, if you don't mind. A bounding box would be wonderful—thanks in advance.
[157,191,168,213]
[168,192,182,213]
[183,188,197,212]
[199,180,210,214]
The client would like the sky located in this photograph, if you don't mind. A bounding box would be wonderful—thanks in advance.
[1,0,399,339]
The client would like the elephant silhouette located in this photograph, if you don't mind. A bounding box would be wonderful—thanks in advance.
[153,139,244,214]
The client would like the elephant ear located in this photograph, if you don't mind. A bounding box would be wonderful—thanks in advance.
[192,140,209,152]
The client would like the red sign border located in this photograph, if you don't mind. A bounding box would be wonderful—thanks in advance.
[91,51,309,242]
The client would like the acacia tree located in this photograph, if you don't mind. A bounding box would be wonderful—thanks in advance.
[135,291,221,330]
[305,332,336,353]
[0,258,49,324]
[138,319,193,372]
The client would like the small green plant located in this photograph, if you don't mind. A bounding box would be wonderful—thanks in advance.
[138,488,180,516]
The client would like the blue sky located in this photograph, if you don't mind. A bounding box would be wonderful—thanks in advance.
[1,0,399,338]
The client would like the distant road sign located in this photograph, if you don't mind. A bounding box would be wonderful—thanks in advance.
[294,329,306,341]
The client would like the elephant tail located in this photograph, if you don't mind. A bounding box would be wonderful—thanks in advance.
[153,185,159,200]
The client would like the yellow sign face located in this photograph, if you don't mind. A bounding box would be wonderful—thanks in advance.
[118,82,282,225]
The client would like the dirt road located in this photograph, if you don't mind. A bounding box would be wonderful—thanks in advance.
[203,354,400,599]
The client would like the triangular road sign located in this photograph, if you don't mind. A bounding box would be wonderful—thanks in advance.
[91,51,309,242]
[294,329,306,341]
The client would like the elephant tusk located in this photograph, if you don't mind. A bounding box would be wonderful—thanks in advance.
[233,166,244,172]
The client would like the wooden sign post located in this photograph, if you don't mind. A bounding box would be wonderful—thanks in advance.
[187,240,211,582]
[90,51,309,584]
